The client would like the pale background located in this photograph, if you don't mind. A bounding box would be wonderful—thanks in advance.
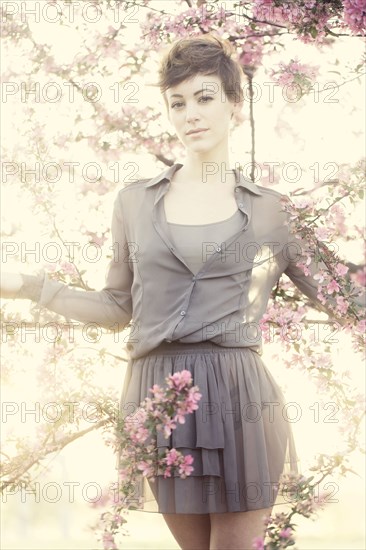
[1,2,365,548]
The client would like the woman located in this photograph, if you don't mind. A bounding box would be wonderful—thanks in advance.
[2,35,362,549]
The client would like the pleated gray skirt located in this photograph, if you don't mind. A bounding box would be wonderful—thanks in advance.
[118,340,300,514]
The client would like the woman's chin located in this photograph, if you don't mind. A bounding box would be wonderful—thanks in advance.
[185,143,215,156]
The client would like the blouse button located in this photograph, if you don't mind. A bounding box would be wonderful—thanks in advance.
[180,310,186,316]
[216,246,221,252]
[235,188,239,193]
[238,202,244,207]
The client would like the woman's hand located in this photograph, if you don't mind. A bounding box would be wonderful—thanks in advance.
[0,272,23,299]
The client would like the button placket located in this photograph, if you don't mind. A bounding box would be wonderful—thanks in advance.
[153,185,195,273]
[168,275,199,340]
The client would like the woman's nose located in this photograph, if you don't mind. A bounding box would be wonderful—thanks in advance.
[185,104,200,122]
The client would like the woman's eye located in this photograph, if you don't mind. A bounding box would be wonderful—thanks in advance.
[199,96,214,103]
[170,96,213,109]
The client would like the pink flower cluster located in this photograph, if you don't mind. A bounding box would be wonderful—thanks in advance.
[94,370,201,549]
[102,532,117,550]
[252,0,344,42]
[270,57,319,96]
[239,38,265,70]
[143,370,202,438]
[260,301,307,345]
[141,7,266,69]
[162,448,194,478]
[280,195,366,325]
[42,261,77,276]
[140,9,212,48]
[252,536,265,550]
[343,0,366,35]
[251,472,329,548]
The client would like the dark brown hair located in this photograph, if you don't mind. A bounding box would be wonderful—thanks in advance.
[157,34,244,104]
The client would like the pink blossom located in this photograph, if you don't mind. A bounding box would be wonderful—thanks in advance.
[163,418,177,438]
[102,532,117,550]
[253,0,286,26]
[254,0,338,42]
[294,196,315,209]
[124,410,150,444]
[174,411,187,424]
[90,487,113,509]
[315,226,331,241]
[59,261,77,275]
[165,448,179,466]
[150,384,165,400]
[329,204,347,234]
[252,536,265,550]
[118,468,129,482]
[239,37,264,69]
[175,389,202,421]
[125,408,147,426]
[336,296,349,315]
[279,527,293,538]
[178,454,194,477]
[133,426,150,443]
[343,0,366,35]
[186,391,202,412]
[296,262,311,276]
[294,495,320,516]
[169,370,193,391]
[113,513,126,526]
[137,460,154,477]
[163,466,172,478]
[335,263,349,277]
[327,279,340,294]
[270,57,319,95]
[315,491,329,509]
[314,271,326,284]
[316,354,332,369]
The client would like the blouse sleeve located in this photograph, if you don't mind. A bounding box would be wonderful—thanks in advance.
[16,191,133,331]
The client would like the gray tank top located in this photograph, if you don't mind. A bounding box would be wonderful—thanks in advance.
[167,209,243,274]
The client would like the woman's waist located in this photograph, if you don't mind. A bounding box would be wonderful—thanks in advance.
[139,338,262,357]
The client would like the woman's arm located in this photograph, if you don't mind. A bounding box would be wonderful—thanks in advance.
[1,191,133,331]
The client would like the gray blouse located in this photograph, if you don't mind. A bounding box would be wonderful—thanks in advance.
[166,209,244,275]
[17,163,365,360]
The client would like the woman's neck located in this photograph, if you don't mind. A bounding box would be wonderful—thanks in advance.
[177,153,234,186]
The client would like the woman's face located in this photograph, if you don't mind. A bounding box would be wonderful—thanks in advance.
[165,73,239,155]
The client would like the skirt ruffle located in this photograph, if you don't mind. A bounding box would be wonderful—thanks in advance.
[117,341,301,514]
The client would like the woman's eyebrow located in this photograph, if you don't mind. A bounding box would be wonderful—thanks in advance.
[169,88,216,98]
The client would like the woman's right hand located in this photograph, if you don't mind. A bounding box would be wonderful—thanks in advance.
[0,272,23,299]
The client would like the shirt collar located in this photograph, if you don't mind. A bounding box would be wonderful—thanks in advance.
[144,163,263,195]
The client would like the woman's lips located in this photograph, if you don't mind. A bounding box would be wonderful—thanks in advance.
[186,129,208,136]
